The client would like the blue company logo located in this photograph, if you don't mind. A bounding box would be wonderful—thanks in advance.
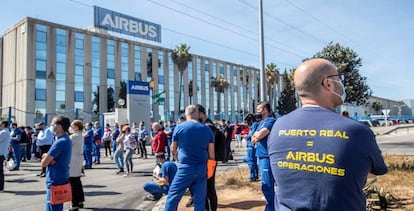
[127,81,150,95]
[94,6,161,42]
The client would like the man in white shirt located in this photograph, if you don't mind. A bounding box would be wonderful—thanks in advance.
[0,121,11,191]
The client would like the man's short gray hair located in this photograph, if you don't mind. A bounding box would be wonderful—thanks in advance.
[185,105,199,116]
[152,122,161,130]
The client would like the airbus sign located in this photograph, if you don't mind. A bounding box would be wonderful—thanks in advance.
[94,6,161,43]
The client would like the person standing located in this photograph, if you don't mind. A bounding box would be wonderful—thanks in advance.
[137,121,148,159]
[123,126,135,177]
[83,122,94,169]
[41,115,72,211]
[92,121,103,164]
[25,126,33,161]
[102,123,112,158]
[164,120,175,161]
[196,104,226,211]
[252,101,276,211]
[234,122,242,148]
[164,105,215,211]
[19,126,29,162]
[143,153,177,201]
[35,122,54,176]
[244,113,261,182]
[268,58,388,210]
[114,126,126,174]
[69,120,85,210]
[0,121,11,192]
[111,123,120,158]
[151,122,167,156]
[9,123,22,170]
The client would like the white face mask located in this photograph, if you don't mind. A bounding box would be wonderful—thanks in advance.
[69,127,74,134]
[328,79,346,103]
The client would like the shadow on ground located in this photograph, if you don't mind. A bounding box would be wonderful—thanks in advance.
[218,200,266,210]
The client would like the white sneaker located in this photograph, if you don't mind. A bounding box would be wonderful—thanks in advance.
[124,172,129,177]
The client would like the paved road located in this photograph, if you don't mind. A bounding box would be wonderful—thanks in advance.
[1,150,161,211]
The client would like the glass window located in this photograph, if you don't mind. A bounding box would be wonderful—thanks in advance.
[56,81,65,90]
[36,42,47,51]
[159,75,164,84]
[56,62,65,73]
[56,45,66,54]
[75,75,84,83]
[36,24,47,32]
[56,53,66,63]
[36,60,46,71]
[56,91,65,101]
[36,31,47,43]
[35,89,46,100]
[56,74,66,81]
[35,79,46,89]
[36,71,46,79]
[75,65,83,75]
[135,72,141,81]
[107,69,115,79]
[36,50,47,60]
[75,91,84,102]
[75,39,83,48]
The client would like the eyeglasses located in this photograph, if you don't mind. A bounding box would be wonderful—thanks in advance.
[326,74,344,81]
[321,74,344,85]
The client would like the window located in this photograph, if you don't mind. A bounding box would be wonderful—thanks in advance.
[159,75,164,84]
[75,91,84,102]
[35,89,46,100]
[107,69,115,79]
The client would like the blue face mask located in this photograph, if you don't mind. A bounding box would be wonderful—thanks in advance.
[328,79,346,103]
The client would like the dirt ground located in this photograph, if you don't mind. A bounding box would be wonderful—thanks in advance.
[176,155,414,211]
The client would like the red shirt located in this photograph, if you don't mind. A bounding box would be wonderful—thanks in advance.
[152,130,167,154]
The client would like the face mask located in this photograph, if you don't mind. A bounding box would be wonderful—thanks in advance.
[86,126,91,130]
[69,127,74,134]
[255,112,263,119]
[328,79,346,103]
[49,125,56,134]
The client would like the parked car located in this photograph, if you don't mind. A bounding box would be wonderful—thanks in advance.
[372,118,393,126]
[230,123,250,140]
[358,120,373,127]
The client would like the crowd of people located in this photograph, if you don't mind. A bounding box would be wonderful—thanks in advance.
[0,58,389,211]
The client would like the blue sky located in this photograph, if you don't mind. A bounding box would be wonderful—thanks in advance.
[2,0,414,100]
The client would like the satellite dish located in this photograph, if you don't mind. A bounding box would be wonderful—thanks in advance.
[118,99,125,106]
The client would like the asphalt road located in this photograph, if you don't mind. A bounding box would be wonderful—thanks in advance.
[1,144,247,211]
[1,150,161,211]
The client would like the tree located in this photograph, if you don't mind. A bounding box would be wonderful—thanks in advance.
[372,101,383,115]
[277,70,297,115]
[171,44,192,114]
[265,63,280,108]
[312,42,371,106]
[119,81,127,108]
[210,74,230,113]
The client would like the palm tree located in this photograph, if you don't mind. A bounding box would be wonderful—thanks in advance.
[171,44,192,114]
[210,74,230,113]
[265,63,280,107]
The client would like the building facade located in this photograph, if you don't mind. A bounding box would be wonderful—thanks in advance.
[1,17,269,125]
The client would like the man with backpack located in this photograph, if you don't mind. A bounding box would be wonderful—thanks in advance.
[196,104,226,211]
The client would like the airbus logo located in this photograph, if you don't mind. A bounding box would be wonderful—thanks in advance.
[101,14,158,38]
[130,85,149,91]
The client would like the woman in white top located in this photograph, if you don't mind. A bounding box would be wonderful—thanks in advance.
[69,120,85,211]
[123,126,135,177]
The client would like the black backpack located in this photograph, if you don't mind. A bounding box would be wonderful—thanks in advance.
[206,122,227,161]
